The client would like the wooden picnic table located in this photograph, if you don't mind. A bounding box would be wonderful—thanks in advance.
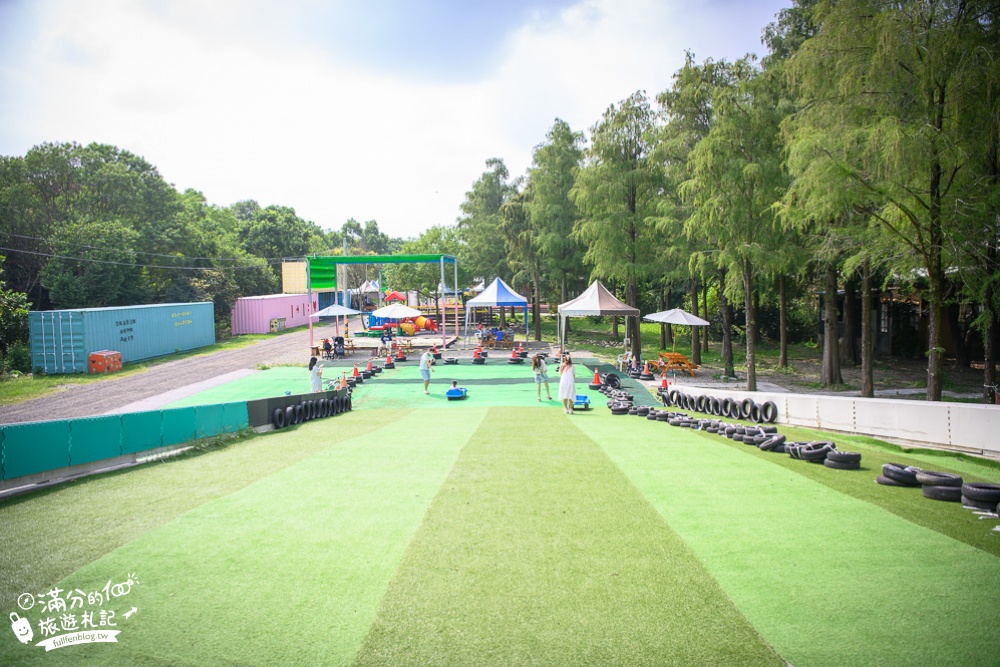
[658,352,697,377]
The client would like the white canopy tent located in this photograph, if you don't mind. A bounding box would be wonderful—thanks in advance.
[463,277,529,342]
[557,280,640,350]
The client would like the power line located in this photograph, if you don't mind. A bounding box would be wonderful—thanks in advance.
[0,246,280,271]
[3,232,292,264]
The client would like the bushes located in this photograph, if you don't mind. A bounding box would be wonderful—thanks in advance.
[2,342,31,375]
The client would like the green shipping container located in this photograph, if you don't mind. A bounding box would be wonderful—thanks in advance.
[29,302,215,374]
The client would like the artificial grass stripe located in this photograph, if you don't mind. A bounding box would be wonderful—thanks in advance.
[665,412,1000,556]
[5,408,484,667]
[0,409,390,609]
[583,414,1000,667]
[352,407,784,667]
[716,423,1000,557]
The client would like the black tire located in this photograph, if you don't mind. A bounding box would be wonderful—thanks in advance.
[306,401,316,420]
[719,398,731,418]
[272,407,286,429]
[826,451,862,464]
[709,397,720,415]
[961,495,998,511]
[285,405,295,425]
[605,373,621,389]
[824,458,860,470]
[668,390,680,406]
[761,401,778,423]
[961,483,1000,503]
[656,412,671,421]
[922,485,962,502]
[915,471,963,488]
[752,434,767,445]
[749,403,763,423]
[882,463,920,486]
[759,434,785,451]
[295,404,304,424]
[877,474,912,487]
[346,395,353,411]
[611,407,629,415]
[800,444,833,462]
[740,398,754,420]
[317,399,327,418]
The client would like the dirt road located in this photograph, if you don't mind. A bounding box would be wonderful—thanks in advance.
[0,324,343,425]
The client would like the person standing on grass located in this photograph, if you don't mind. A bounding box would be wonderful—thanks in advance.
[309,357,323,393]
[533,354,552,402]
[419,348,434,394]
[558,354,576,414]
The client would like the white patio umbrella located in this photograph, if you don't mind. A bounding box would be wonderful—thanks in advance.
[644,308,709,326]
[370,303,423,319]
[644,308,709,352]
[310,304,361,318]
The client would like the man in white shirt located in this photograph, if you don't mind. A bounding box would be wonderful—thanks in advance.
[419,349,434,394]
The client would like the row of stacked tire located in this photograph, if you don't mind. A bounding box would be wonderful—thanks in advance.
[660,390,779,424]
[271,394,353,429]
[878,463,1000,513]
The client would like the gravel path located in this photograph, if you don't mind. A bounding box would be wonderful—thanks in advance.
[0,324,344,425]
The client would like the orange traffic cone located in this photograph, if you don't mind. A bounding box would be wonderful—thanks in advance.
[473,348,481,359]
[352,364,359,377]
[386,354,393,365]
[340,373,348,390]
[660,376,668,389]
[431,344,438,354]
[593,368,601,384]
[518,342,525,353]
[642,360,651,375]
[366,359,373,372]
[510,347,518,359]
[397,349,405,359]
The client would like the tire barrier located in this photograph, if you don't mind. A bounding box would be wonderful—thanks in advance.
[660,391,778,424]
[878,465,998,527]
[270,392,352,430]
[879,463,920,486]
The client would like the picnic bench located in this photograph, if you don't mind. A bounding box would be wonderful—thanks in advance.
[658,352,697,377]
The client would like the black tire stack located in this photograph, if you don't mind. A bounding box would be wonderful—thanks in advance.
[961,483,1000,511]
[877,462,921,487]
[657,390,778,424]
[915,470,964,502]
[271,394,352,430]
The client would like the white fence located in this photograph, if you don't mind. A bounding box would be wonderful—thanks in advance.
[667,386,1000,460]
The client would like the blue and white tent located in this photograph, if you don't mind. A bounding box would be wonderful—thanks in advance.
[463,277,529,341]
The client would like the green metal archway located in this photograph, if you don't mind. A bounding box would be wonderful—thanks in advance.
[305,254,459,348]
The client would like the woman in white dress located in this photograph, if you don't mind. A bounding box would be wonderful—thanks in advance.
[558,354,576,414]
[309,357,323,393]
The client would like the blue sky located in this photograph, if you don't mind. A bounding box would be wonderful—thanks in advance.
[0,0,791,239]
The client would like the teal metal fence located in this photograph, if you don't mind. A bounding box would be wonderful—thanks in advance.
[0,402,250,481]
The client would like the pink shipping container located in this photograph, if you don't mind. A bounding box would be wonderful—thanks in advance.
[230,293,318,335]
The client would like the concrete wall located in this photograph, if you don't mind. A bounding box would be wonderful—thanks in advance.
[667,386,1000,460]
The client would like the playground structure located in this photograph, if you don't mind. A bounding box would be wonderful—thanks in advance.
[306,254,459,351]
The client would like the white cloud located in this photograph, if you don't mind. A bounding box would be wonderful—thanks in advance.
[0,0,788,240]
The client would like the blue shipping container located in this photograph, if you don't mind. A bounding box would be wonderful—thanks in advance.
[29,302,215,373]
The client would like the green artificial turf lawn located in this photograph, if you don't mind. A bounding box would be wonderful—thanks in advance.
[352,407,783,667]
[3,408,483,667]
[5,363,1000,667]
[0,410,390,608]
[584,414,1000,667]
